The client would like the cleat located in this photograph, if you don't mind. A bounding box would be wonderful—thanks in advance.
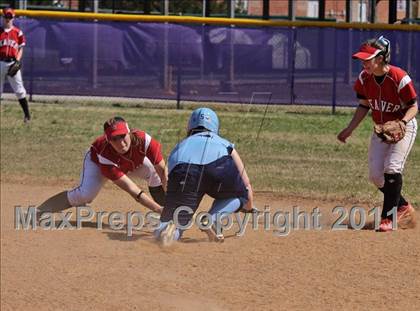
[378,218,394,232]
[201,226,224,243]
[396,203,416,229]
[199,216,224,243]
[147,212,161,222]
[160,222,176,247]
[397,204,414,222]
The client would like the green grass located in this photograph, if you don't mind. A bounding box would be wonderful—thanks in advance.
[1,100,419,205]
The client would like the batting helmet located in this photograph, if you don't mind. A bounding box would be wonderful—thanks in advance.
[187,107,219,134]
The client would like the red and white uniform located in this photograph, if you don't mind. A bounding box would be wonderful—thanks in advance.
[90,130,163,180]
[354,66,418,188]
[354,65,417,124]
[67,130,164,207]
[0,25,27,99]
[0,25,25,59]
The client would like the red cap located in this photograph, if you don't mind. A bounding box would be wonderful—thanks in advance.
[2,8,15,18]
[352,44,382,60]
[105,121,130,140]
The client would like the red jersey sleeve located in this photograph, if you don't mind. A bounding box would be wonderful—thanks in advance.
[353,71,366,97]
[398,76,417,105]
[17,28,25,47]
[146,136,163,165]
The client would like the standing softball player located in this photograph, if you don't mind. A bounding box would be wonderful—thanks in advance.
[37,117,167,216]
[154,107,255,245]
[337,36,418,232]
[0,8,31,123]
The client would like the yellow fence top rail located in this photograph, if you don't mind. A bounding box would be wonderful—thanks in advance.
[16,10,420,31]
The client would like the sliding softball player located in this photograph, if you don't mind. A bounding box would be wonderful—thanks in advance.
[154,107,255,245]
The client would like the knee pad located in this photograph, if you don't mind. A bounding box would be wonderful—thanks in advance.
[382,173,403,218]
[384,173,402,192]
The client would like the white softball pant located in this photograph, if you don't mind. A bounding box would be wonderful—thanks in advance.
[67,151,162,206]
[368,118,417,188]
[0,60,27,99]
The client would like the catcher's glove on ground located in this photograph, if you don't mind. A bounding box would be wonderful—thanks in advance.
[374,120,406,144]
[7,60,21,77]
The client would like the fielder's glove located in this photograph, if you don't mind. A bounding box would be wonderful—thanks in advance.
[374,120,406,144]
[7,60,21,77]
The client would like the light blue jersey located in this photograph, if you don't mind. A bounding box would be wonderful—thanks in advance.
[168,131,234,173]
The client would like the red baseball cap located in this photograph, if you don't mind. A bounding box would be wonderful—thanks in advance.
[105,120,130,140]
[2,8,15,18]
[352,44,382,60]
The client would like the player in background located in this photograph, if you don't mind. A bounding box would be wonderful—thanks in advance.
[36,117,167,216]
[0,8,31,123]
[337,36,418,232]
[154,107,255,245]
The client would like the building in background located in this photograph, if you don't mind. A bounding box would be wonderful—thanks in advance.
[0,0,418,23]
[248,0,418,23]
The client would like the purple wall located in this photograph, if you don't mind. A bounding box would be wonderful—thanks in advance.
[8,19,420,107]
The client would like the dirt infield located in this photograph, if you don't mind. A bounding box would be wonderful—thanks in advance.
[1,181,420,311]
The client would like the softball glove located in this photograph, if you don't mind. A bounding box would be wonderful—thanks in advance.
[7,60,21,77]
[374,120,406,144]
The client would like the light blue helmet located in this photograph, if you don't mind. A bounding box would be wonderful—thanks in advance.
[187,107,219,134]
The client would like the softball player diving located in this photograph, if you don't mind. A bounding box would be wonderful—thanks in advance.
[155,107,255,245]
[36,117,167,216]
[337,36,418,232]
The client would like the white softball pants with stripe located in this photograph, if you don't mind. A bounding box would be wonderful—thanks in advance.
[0,60,27,99]
[368,118,417,188]
[67,150,162,206]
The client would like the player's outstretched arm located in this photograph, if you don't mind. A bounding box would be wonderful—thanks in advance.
[231,149,254,211]
[113,175,162,213]
[337,100,370,143]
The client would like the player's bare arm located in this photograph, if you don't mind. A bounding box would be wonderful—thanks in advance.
[402,101,418,124]
[337,99,370,143]
[16,47,23,61]
[113,174,162,213]
[231,149,254,211]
